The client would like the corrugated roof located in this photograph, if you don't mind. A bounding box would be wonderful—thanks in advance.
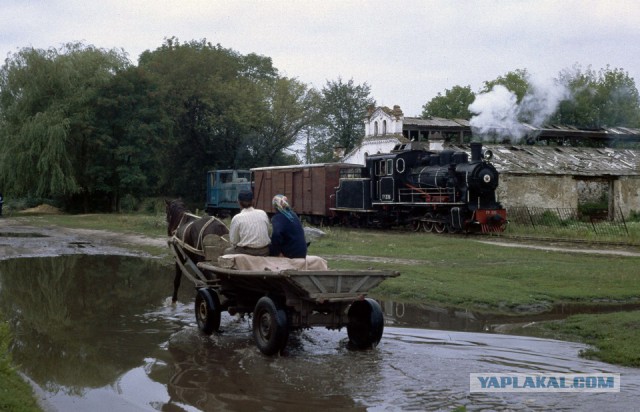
[448,144,640,176]
[403,116,468,128]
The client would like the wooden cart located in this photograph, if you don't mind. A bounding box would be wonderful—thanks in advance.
[168,235,400,355]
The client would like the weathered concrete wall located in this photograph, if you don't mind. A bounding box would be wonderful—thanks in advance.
[497,174,578,209]
[500,174,639,218]
[613,176,640,217]
[576,178,610,205]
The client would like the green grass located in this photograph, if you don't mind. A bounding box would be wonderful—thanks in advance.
[0,321,40,412]
[505,221,640,245]
[13,212,168,238]
[310,227,640,313]
[509,311,640,367]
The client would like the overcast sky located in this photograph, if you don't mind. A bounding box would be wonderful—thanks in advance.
[2,0,639,116]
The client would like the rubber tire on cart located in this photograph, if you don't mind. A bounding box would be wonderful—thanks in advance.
[347,298,384,349]
[252,296,289,355]
[195,288,221,335]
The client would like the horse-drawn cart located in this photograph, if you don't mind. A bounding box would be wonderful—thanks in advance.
[168,234,400,355]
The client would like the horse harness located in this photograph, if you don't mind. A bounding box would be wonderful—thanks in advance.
[173,213,228,257]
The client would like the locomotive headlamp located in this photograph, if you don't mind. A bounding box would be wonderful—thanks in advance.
[483,174,491,183]
[482,149,493,160]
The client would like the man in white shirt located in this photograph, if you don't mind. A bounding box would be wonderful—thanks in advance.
[224,190,271,256]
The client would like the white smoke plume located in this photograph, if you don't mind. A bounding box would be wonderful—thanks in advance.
[469,74,570,143]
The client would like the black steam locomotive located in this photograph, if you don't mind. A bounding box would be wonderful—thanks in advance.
[332,141,507,233]
[207,141,507,233]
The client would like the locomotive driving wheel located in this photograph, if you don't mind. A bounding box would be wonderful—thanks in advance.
[410,217,422,232]
[433,215,446,233]
[422,213,434,232]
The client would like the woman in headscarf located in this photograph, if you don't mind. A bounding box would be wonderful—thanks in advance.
[269,194,307,259]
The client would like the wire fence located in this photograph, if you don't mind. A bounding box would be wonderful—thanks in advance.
[506,206,629,236]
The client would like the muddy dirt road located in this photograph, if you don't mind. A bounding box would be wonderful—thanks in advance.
[0,218,167,260]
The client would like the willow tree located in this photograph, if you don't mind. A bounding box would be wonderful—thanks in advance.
[0,43,129,207]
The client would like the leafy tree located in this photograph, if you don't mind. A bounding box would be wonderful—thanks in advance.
[481,69,530,102]
[304,126,332,163]
[139,38,273,199]
[311,78,375,162]
[139,37,325,200]
[91,67,171,211]
[553,65,600,128]
[0,43,129,208]
[421,85,475,119]
[246,77,321,166]
[597,67,640,127]
[553,65,640,129]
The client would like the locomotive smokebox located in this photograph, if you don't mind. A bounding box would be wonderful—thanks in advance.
[471,142,482,162]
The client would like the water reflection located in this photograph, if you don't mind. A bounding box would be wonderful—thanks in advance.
[165,326,368,411]
[381,301,487,331]
[380,300,640,333]
[1,255,638,411]
[0,255,174,394]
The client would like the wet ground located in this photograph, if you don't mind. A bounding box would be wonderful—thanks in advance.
[1,220,640,410]
[0,254,639,411]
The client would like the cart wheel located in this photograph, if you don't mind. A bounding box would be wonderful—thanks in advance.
[195,288,221,335]
[252,296,289,355]
[347,298,384,350]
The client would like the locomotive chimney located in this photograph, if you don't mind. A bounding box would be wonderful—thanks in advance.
[471,142,482,162]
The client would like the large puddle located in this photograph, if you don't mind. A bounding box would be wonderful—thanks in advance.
[0,255,639,411]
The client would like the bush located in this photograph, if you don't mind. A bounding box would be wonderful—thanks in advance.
[628,210,640,222]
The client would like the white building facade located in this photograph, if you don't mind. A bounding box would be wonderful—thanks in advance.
[343,105,408,165]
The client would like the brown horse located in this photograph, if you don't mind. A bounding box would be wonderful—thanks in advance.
[165,199,229,303]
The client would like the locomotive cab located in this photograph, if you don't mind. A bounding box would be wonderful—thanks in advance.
[205,169,251,216]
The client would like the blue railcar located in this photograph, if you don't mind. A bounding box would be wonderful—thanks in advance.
[205,169,251,217]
